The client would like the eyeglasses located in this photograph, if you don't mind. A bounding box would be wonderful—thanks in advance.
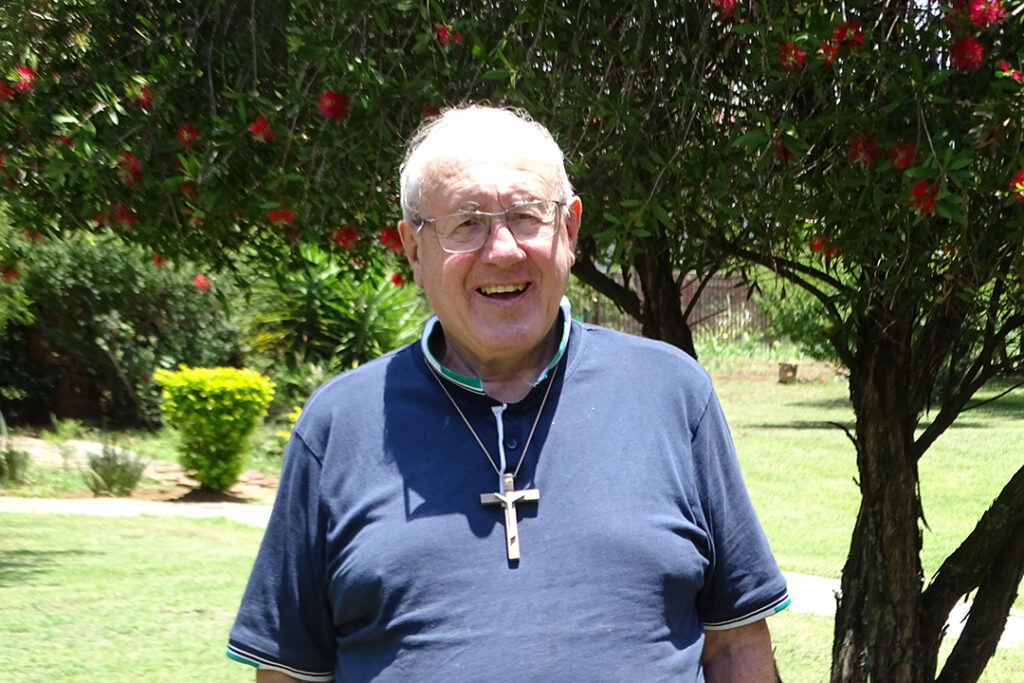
[416,199,565,254]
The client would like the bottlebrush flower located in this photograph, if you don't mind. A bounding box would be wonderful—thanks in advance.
[15,65,36,92]
[136,86,152,108]
[774,139,793,163]
[421,105,441,119]
[179,182,197,198]
[249,115,274,142]
[810,235,829,251]
[777,42,805,71]
[968,0,1006,28]
[1010,169,1024,203]
[437,25,462,45]
[152,254,168,266]
[113,203,138,226]
[711,0,735,20]
[177,124,199,148]
[0,82,13,99]
[1,266,19,283]
[119,152,142,186]
[193,273,211,290]
[25,230,43,242]
[847,133,877,166]
[888,141,916,171]
[998,60,1023,83]
[379,225,403,251]
[817,42,838,66]
[389,272,405,286]
[56,135,73,146]
[908,180,939,215]
[832,21,864,49]
[318,91,349,120]
[333,226,359,249]
[951,36,984,71]
[268,206,294,224]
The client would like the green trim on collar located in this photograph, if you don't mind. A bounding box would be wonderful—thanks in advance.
[420,297,572,395]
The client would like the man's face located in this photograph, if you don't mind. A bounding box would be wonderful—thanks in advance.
[398,147,581,372]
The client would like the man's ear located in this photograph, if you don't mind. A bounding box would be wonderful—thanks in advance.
[397,220,422,285]
[565,196,582,260]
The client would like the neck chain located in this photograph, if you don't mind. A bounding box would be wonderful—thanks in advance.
[427,361,557,480]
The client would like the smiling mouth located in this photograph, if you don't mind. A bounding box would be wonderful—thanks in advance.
[478,283,529,297]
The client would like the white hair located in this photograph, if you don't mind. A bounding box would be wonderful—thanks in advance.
[399,105,574,223]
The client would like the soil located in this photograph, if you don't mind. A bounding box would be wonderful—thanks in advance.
[706,358,846,384]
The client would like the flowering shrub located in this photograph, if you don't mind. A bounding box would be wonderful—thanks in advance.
[154,365,274,492]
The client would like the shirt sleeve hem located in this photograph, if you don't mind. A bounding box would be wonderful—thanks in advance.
[226,644,333,682]
[703,593,791,631]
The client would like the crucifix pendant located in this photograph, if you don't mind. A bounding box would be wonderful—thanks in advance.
[480,472,539,561]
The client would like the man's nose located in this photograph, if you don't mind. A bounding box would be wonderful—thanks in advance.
[478,218,524,261]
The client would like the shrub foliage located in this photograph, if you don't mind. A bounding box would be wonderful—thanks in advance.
[154,366,274,492]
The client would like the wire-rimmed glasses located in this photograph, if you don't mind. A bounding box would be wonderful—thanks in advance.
[415,199,565,254]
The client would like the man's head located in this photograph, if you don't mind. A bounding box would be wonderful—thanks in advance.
[397,106,582,380]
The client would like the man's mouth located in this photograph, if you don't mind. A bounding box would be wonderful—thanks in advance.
[478,283,528,298]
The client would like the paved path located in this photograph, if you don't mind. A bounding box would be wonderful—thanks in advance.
[2,495,1022,649]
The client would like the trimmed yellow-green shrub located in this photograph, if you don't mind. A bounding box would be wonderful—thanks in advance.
[154,366,274,492]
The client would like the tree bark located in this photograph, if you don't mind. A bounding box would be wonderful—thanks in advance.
[832,314,926,683]
[633,238,697,359]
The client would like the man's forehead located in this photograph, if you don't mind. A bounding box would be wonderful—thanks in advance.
[420,150,560,207]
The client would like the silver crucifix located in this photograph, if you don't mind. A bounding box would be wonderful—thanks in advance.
[480,472,539,561]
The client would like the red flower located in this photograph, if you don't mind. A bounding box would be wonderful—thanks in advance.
[437,25,461,45]
[777,42,805,71]
[177,124,199,148]
[15,65,36,92]
[968,0,1006,28]
[136,86,152,109]
[817,42,838,66]
[951,36,984,71]
[711,0,735,20]
[1009,168,1024,203]
[774,138,793,163]
[56,135,73,146]
[421,105,441,119]
[1,266,19,283]
[389,272,405,286]
[888,141,916,171]
[268,206,295,224]
[249,115,274,142]
[318,91,349,120]
[25,230,43,242]
[832,21,864,49]
[152,254,168,266]
[332,226,359,250]
[997,60,1023,83]
[847,133,878,166]
[0,82,13,100]
[193,273,211,290]
[907,179,939,215]
[811,235,829,251]
[379,225,403,251]
[119,151,142,186]
[179,182,197,197]
[113,203,138,226]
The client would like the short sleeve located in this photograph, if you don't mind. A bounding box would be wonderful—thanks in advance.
[692,390,790,630]
[227,430,335,680]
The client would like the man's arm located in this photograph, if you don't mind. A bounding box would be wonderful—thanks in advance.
[701,619,777,682]
[256,670,303,682]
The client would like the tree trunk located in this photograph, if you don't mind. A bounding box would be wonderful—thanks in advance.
[633,239,697,358]
[832,317,926,682]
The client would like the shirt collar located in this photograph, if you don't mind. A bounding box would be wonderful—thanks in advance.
[420,297,572,395]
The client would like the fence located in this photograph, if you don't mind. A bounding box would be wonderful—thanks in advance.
[575,272,771,342]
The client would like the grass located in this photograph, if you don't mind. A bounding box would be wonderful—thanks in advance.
[0,513,263,682]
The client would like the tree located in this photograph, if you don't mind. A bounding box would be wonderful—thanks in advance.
[2,1,1023,680]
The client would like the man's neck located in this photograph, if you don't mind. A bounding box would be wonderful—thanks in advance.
[441,330,559,403]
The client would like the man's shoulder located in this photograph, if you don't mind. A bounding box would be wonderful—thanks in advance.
[298,343,420,422]
[572,321,709,382]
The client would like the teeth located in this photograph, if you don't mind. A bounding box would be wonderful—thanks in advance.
[480,283,526,295]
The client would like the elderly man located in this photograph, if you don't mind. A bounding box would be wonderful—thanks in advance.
[228,106,789,681]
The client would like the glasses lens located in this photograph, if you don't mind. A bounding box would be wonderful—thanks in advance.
[433,201,560,253]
